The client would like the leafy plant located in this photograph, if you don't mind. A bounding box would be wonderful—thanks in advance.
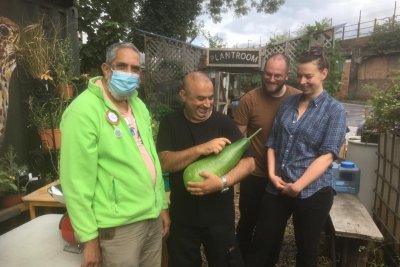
[28,97,69,129]
[369,20,400,54]
[53,36,76,88]
[0,146,29,195]
[18,19,77,95]
[149,103,173,142]
[295,22,344,96]
[365,72,400,135]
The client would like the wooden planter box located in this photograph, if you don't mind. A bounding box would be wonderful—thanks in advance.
[373,132,400,264]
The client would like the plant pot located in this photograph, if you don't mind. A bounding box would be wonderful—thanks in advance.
[0,193,25,209]
[39,128,61,150]
[346,136,378,214]
[59,84,75,100]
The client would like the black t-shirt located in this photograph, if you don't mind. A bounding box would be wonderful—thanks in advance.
[157,110,245,226]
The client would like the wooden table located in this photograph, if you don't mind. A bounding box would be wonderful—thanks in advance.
[22,180,65,219]
[0,214,82,266]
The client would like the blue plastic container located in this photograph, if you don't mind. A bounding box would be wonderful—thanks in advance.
[332,161,360,194]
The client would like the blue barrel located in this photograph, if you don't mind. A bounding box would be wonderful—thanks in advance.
[333,161,361,194]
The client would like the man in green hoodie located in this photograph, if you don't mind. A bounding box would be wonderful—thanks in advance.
[60,42,169,267]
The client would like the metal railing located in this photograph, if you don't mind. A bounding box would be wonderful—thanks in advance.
[335,15,400,40]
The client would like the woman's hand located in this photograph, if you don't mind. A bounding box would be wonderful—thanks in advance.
[282,183,301,197]
[269,175,287,191]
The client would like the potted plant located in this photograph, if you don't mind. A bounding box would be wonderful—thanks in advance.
[17,19,58,87]
[361,72,400,140]
[18,19,75,150]
[53,37,77,99]
[28,97,68,150]
[0,146,29,208]
[18,19,76,99]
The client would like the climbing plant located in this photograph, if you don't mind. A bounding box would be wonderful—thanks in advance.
[294,22,344,96]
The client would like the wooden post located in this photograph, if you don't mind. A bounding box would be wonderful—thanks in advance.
[357,10,362,38]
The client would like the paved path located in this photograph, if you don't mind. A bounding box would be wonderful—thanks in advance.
[342,102,369,127]
[341,102,369,138]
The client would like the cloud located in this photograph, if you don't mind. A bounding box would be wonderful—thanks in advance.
[195,0,397,47]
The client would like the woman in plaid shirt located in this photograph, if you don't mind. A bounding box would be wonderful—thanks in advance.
[247,47,347,267]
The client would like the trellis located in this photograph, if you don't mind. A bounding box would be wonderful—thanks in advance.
[264,28,335,75]
[142,31,206,83]
[374,132,400,263]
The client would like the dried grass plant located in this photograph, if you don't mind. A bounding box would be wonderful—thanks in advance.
[18,19,58,81]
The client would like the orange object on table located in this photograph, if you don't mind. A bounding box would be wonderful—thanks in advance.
[22,180,65,220]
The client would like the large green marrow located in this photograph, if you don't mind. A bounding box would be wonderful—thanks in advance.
[183,128,262,189]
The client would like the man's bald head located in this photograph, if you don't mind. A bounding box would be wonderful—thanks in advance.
[180,71,214,123]
[182,71,213,95]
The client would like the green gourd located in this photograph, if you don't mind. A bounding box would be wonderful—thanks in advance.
[183,128,262,189]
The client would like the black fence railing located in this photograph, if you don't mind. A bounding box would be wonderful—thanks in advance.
[335,15,400,40]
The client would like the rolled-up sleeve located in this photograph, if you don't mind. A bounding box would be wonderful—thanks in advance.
[319,104,347,159]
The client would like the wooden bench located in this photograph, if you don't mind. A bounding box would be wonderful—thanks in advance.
[328,193,384,267]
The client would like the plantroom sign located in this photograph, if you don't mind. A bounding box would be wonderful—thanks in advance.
[207,48,261,67]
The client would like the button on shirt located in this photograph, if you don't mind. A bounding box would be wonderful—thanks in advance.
[266,90,347,198]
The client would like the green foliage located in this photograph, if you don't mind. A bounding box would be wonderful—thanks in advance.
[28,97,69,129]
[53,37,76,88]
[267,20,344,96]
[267,31,290,45]
[366,73,400,135]
[148,103,173,142]
[204,32,227,48]
[294,18,331,37]
[323,43,344,96]
[207,0,285,23]
[369,21,400,54]
[0,146,28,195]
[236,73,262,96]
[136,0,203,41]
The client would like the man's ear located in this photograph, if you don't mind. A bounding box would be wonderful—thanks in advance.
[179,89,187,102]
[101,63,110,77]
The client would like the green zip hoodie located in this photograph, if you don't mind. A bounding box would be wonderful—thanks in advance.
[60,77,167,242]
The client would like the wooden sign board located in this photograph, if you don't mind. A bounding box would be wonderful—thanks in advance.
[206,48,261,68]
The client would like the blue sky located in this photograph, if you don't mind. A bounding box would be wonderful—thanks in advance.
[193,0,398,47]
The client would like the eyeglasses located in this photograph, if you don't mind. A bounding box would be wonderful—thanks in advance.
[261,72,285,80]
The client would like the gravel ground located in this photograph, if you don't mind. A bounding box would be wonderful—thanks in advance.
[200,188,386,266]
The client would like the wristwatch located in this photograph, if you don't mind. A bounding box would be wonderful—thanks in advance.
[220,175,230,193]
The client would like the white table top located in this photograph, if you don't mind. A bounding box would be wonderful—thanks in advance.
[0,214,82,266]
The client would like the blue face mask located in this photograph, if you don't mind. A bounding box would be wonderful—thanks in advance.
[108,70,140,99]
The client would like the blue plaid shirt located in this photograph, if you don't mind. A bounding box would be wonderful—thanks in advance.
[266,90,347,198]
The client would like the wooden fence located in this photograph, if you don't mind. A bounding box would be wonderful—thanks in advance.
[140,30,206,83]
[264,28,335,75]
[374,132,400,265]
